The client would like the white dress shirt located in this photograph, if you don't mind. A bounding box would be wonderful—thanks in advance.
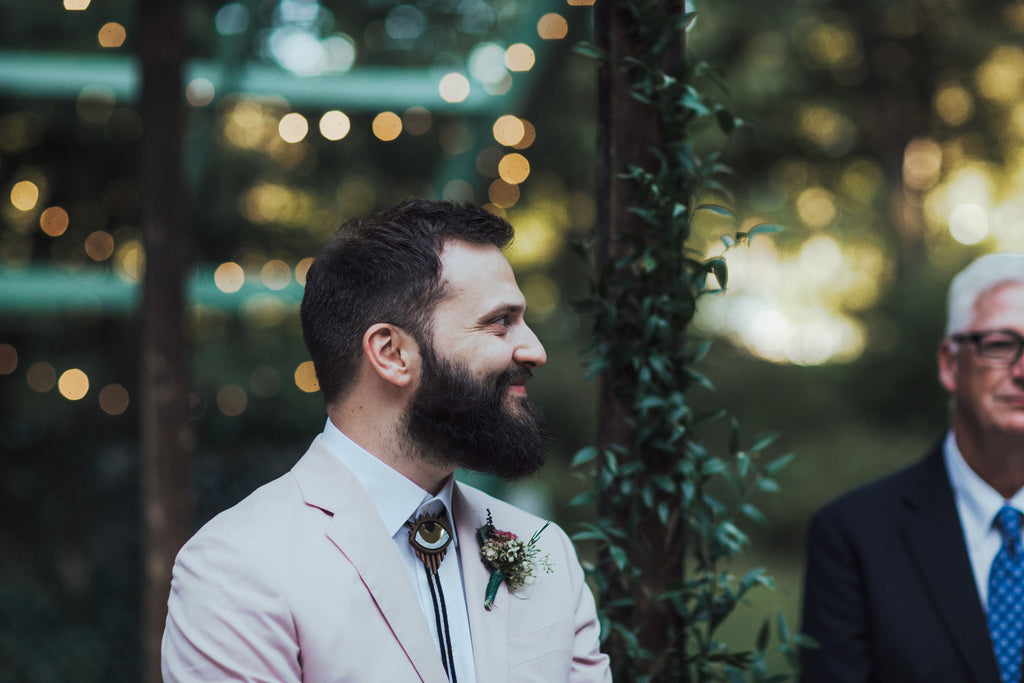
[321,419,477,683]
[944,430,1024,609]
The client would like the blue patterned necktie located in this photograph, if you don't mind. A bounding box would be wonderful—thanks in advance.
[989,506,1024,683]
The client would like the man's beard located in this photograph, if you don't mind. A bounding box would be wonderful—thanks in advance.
[403,344,548,480]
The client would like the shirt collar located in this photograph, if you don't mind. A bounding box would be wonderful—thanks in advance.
[944,430,1024,529]
[320,418,458,545]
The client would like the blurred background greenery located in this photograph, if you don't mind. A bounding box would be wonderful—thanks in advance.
[1,0,1022,679]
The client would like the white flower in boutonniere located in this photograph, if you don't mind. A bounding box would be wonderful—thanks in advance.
[476,509,554,610]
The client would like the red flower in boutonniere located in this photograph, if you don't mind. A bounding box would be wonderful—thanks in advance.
[477,509,554,610]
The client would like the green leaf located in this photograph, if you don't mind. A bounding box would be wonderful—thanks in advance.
[571,446,598,467]
[777,612,792,642]
[568,491,596,507]
[756,619,771,652]
[697,203,734,218]
[715,106,737,134]
[747,223,783,244]
[750,431,781,452]
[765,452,795,475]
[741,503,767,526]
[756,478,780,493]
[572,42,607,60]
[708,257,728,290]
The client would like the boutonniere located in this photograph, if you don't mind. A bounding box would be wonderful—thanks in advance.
[477,509,554,610]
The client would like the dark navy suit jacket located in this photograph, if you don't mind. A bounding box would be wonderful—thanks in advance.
[800,443,1003,682]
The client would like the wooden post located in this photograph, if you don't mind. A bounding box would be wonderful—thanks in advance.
[138,0,192,680]
[595,0,688,676]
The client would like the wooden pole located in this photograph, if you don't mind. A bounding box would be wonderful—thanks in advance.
[595,0,687,676]
[138,0,192,680]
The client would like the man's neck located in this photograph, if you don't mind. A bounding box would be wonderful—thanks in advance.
[327,408,454,495]
[955,423,1024,499]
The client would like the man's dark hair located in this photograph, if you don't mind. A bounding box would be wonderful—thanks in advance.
[300,199,515,405]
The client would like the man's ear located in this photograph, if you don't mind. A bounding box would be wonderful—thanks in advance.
[938,339,958,393]
[362,323,419,388]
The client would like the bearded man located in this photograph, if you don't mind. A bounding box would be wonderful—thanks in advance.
[161,200,611,682]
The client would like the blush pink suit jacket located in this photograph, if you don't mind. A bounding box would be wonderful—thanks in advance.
[162,435,611,682]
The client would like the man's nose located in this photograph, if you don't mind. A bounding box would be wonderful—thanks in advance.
[513,323,547,369]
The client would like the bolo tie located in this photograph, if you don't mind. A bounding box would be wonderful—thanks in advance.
[406,511,457,682]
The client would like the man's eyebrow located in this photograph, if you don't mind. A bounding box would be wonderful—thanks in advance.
[480,302,526,320]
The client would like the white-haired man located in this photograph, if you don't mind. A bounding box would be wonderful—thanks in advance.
[801,252,1024,683]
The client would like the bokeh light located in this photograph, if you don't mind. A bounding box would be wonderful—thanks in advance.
[58,369,89,401]
[99,384,130,415]
[294,361,320,393]
[279,113,309,143]
[0,344,17,375]
[214,262,245,293]
[948,203,989,245]
[186,79,216,107]
[498,153,530,184]
[295,257,314,285]
[537,13,569,40]
[260,259,292,290]
[85,230,115,261]
[40,206,69,236]
[403,106,432,135]
[319,110,351,140]
[493,115,525,146]
[488,179,520,208]
[439,73,471,103]
[505,43,536,72]
[11,181,39,211]
[64,0,90,8]
[27,361,56,392]
[98,23,127,48]
[513,120,536,150]
[372,111,402,141]
[216,384,248,416]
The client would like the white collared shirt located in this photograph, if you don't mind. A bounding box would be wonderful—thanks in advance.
[321,419,477,682]
[944,430,1024,608]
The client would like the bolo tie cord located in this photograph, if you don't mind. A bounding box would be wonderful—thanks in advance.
[407,512,458,682]
[424,564,457,682]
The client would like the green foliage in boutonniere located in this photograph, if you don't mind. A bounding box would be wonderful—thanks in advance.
[477,509,554,610]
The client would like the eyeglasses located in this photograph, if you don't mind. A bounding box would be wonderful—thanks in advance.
[950,330,1024,365]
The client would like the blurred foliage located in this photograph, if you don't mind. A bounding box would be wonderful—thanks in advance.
[0,0,1020,679]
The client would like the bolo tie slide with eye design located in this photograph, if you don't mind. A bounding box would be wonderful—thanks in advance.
[406,511,457,682]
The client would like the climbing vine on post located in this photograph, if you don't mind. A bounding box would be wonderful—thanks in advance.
[576,1,799,680]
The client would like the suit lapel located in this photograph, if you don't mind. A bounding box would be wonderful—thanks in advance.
[899,446,1001,683]
[292,439,448,683]
[453,483,509,683]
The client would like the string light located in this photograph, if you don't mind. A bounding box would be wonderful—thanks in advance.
[372,112,402,141]
[294,361,319,393]
[58,369,89,401]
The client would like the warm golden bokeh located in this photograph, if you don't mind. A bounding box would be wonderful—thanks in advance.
[98,22,127,48]
[58,369,89,401]
[40,206,69,236]
[214,262,246,293]
[537,13,569,40]
[372,111,402,141]
[294,361,320,393]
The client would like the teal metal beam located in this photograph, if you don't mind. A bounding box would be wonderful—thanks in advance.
[0,50,515,113]
[0,266,303,314]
